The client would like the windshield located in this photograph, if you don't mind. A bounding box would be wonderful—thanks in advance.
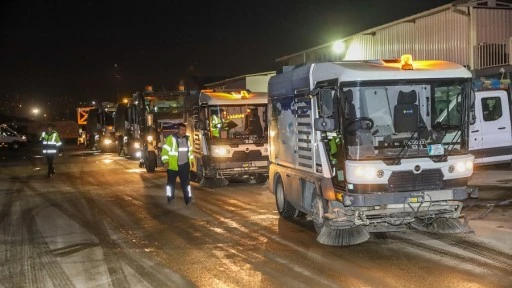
[339,79,471,162]
[208,104,267,144]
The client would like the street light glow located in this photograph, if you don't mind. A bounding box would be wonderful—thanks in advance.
[332,40,345,54]
[32,108,40,115]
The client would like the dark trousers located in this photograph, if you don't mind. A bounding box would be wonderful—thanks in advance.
[166,162,192,204]
[46,154,55,174]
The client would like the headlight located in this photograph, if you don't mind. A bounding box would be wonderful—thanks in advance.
[103,139,112,145]
[451,160,473,173]
[133,142,141,149]
[354,166,379,179]
[213,147,230,156]
[135,151,142,158]
[147,135,153,142]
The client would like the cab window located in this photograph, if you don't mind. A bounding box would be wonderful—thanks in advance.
[482,97,502,121]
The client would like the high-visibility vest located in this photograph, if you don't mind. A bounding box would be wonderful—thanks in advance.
[211,114,221,137]
[161,133,194,171]
[40,130,62,154]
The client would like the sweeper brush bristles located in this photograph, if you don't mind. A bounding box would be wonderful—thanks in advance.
[410,217,466,234]
[316,225,370,246]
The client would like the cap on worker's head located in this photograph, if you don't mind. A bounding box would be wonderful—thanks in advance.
[47,123,54,129]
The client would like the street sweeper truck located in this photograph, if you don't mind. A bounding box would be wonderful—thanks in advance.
[185,89,269,186]
[268,55,475,246]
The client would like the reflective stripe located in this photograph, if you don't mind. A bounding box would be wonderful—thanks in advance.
[171,137,176,153]
[168,152,179,156]
[46,141,58,144]
[178,147,189,152]
[56,142,62,146]
[166,185,173,197]
[163,144,172,152]
[43,150,57,153]
[161,156,169,161]
[186,185,192,197]
[51,134,56,142]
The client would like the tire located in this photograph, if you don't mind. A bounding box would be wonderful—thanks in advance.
[146,151,157,173]
[274,175,297,219]
[311,193,326,233]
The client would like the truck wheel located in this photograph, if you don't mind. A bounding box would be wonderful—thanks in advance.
[146,151,157,173]
[311,194,326,233]
[275,175,297,219]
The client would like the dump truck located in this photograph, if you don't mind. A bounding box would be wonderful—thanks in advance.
[268,55,475,246]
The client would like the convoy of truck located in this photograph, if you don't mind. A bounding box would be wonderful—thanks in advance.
[114,88,189,172]
[24,52,505,246]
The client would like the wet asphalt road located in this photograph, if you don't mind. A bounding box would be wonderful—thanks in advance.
[0,145,511,287]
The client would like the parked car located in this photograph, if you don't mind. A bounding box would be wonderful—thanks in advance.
[0,124,27,150]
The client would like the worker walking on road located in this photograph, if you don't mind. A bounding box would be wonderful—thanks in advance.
[40,123,63,178]
[161,123,195,206]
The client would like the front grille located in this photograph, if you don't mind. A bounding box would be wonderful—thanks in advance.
[388,169,443,192]
[231,150,267,162]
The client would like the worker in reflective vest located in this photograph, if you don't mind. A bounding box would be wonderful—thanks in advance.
[161,123,195,206]
[210,109,224,137]
[40,123,63,177]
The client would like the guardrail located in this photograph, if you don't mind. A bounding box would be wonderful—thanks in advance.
[474,37,511,69]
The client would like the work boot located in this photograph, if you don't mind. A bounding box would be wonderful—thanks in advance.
[185,198,195,206]
[167,196,174,204]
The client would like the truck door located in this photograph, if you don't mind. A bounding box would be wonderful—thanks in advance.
[477,91,512,163]
[469,94,483,162]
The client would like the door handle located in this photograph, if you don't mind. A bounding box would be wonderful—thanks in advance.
[498,127,506,130]
[471,130,479,133]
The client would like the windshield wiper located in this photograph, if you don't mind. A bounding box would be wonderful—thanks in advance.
[439,130,462,162]
[392,124,426,165]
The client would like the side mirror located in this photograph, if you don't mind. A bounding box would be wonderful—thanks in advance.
[318,89,333,117]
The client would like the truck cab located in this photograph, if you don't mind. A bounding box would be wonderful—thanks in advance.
[186,89,269,185]
[436,79,512,165]
[469,80,512,165]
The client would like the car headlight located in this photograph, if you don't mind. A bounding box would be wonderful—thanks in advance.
[354,166,384,179]
[133,142,141,149]
[103,139,112,145]
[147,135,153,142]
[135,151,142,158]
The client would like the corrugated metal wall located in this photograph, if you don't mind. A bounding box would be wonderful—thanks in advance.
[475,8,512,43]
[345,9,470,66]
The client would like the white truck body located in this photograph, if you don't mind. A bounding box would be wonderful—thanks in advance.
[268,57,475,245]
[436,84,512,165]
[187,89,269,184]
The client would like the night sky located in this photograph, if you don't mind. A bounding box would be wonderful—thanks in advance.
[1,0,465,118]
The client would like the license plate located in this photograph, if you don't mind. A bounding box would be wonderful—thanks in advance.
[408,197,421,203]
